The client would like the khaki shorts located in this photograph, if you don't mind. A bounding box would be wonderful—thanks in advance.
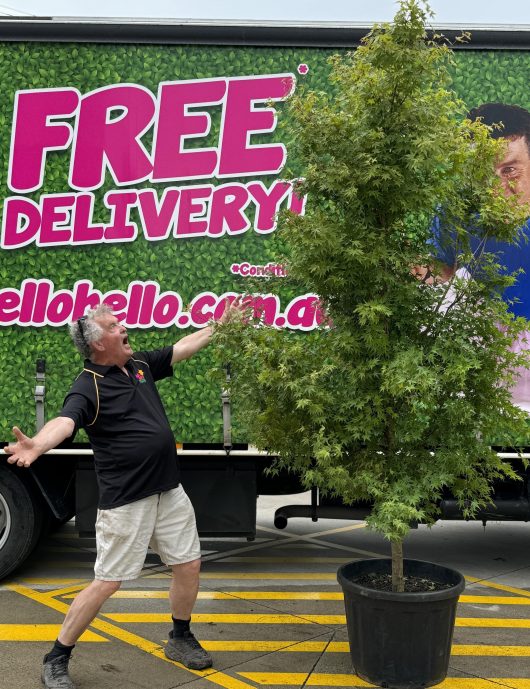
[94,485,201,581]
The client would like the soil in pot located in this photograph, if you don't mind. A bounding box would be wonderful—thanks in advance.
[354,572,453,593]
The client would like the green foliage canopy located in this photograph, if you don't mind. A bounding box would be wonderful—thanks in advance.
[214,0,530,543]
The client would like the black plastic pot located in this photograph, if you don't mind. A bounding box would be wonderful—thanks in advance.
[337,558,465,689]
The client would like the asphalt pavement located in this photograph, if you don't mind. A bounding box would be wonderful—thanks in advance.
[1,491,530,689]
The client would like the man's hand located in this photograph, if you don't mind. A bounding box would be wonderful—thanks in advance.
[411,263,455,285]
[4,417,75,467]
[5,427,41,468]
[219,295,246,325]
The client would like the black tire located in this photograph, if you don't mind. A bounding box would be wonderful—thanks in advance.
[0,465,43,580]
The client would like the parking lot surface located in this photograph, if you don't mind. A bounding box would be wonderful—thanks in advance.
[1,493,530,689]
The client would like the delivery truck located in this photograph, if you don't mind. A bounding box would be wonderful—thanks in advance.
[1,17,530,580]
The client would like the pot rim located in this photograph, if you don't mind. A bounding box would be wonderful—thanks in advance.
[337,557,466,602]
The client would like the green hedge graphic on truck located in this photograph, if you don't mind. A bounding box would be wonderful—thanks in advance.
[0,46,328,443]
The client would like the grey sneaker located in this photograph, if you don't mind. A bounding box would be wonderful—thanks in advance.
[164,630,213,670]
[41,655,75,689]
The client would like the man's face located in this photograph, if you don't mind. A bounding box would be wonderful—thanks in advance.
[495,135,530,206]
[92,313,132,366]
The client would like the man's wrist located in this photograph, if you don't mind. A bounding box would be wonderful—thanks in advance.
[33,440,47,456]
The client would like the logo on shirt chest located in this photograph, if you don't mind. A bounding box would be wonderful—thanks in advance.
[135,369,146,384]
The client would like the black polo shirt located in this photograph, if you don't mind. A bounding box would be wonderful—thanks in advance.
[60,346,180,509]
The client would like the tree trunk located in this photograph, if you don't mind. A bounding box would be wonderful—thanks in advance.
[391,539,404,592]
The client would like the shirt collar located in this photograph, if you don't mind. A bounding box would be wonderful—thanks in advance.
[84,359,132,376]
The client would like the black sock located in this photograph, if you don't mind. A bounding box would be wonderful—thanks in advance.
[44,639,75,663]
[172,616,191,637]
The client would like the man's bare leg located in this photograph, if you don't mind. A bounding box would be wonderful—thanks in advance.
[42,579,122,689]
[58,579,122,645]
[169,559,200,619]
[165,558,212,669]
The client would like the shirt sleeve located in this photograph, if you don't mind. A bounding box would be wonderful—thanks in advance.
[60,391,97,431]
[132,346,174,382]
[59,373,98,432]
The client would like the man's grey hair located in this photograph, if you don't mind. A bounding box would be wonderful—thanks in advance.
[69,303,114,359]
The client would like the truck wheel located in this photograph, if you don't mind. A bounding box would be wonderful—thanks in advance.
[0,465,43,580]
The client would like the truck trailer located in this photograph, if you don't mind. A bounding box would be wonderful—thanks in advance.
[1,17,530,581]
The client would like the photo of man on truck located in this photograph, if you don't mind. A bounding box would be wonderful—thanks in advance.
[5,298,241,688]
[433,102,530,412]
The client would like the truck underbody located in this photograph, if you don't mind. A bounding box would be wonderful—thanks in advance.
[1,445,529,582]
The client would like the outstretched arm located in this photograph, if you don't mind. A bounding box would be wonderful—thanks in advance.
[4,417,75,468]
[171,325,214,364]
[171,296,243,364]
[411,262,455,285]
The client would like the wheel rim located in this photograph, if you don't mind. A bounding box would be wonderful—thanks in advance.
[0,492,11,550]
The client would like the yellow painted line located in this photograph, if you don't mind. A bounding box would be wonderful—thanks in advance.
[5,578,86,586]
[6,584,256,689]
[466,576,530,599]
[65,591,344,601]
[64,590,170,600]
[4,620,529,659]
[434,682,530,689]
[200,573,337,580]
[62,591,530,604]
[64,590,168,600]
[49,585,530,607]
[238,674,530,688]
[192,591,344,601]
[238,673,372,687]
[460,595,530,605]
[212,641,530,656]
[212,641,530,658]
[141,572,337,581]
[0,625,107,642]
[452,645,530,656]
[105,613,346,625]
[456,618,530,628]
[197,590,344,600]
[201,641,334,653]
[104,612,530,627]
[200,641,530,656]
[107,612,530,627]
[216,557,353,563]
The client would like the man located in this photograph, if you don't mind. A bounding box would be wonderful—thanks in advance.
[5,299,240,689]
[471,102,530,208]
[434,102,530,410]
